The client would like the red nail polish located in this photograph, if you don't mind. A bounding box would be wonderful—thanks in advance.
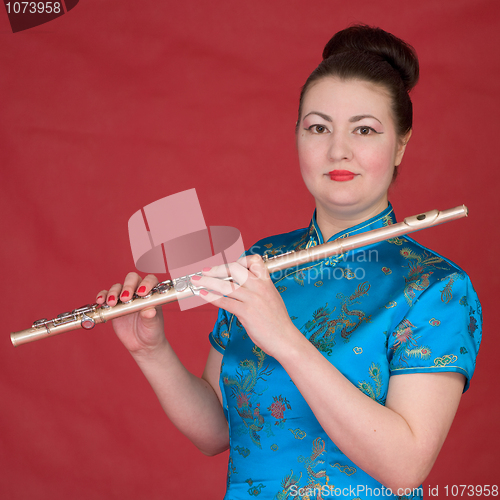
[202,267,211,272]
[138,286,146,293]
[200,289,208,296]
[97,295,103,301]
[121,291,130,298]
[108,295,116,302]
[191,275,201,281]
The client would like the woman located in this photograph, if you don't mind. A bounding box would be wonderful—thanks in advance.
[97,25,481,499]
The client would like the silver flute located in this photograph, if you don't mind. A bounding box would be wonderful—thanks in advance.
[11,205,468,347]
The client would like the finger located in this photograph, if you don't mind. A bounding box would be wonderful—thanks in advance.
[139,305,159,319]
[202,260,251,289]
[197,287,235,307]
[191,274,242,297]
[136,274,159,296]
[96,289,108,304]
[107,283,124,306]
[120,272,143,302]
[244,254,269,280]
[201,264,231,279]
[224,255,268,289]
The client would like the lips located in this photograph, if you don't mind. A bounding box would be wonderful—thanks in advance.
[328,170,356,181]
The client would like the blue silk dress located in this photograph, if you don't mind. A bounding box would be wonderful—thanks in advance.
[209,204,482,500]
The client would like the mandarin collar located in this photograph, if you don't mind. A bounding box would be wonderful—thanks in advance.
[306,203,397,248]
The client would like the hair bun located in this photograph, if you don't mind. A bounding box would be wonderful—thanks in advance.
[322,24,419,92]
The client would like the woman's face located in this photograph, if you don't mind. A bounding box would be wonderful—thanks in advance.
[296,77,409,221]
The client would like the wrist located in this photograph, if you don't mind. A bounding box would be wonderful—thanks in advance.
[271,323,310,365]
[130,336,171,364]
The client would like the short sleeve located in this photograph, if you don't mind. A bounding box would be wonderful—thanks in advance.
[208,307,232,354]
[387,273,482,392]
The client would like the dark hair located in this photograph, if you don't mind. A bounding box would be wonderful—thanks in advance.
[297,25,419,139]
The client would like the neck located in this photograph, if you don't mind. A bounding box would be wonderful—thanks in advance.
[315,200,389,242]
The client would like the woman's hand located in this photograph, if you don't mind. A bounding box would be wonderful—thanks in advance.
[192,255,302,358]
[96,272,166,355]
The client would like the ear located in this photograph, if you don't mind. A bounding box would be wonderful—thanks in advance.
[395,129,412,166]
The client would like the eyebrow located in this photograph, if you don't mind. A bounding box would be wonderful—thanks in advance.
[349,114,382,124]
[303,111,332,122]
[302,111,382,125]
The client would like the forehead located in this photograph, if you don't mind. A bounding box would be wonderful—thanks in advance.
[302,77,392,117]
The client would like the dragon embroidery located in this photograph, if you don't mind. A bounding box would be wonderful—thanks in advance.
[223,346,273,448]
[400,247,447,306]
[304,282,371,351]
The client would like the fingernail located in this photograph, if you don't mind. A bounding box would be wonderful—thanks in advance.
[200,289,208,296]
[137,286,146,293]
[202,267,211,272]
[191,275,201,281]
[108,295,116,302]
[121,291,130,298]
[97,295,103,301]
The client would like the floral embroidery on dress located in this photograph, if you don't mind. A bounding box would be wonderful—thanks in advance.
[268,395,292,427]
[468,306,478,337]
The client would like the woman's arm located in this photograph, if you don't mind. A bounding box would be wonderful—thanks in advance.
[196,256,465,489]
[98,273,229,457]
[278,334,464,491]
[132,344,229,456]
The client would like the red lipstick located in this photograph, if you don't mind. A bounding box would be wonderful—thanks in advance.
[329,170,356,181]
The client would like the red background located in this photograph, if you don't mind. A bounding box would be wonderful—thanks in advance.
[1,1,498,498]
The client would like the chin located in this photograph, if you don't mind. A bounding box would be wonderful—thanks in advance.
[319,196,388,218]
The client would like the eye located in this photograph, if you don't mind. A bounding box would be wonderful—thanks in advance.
[306,124,329,134]
[354,126,379,135]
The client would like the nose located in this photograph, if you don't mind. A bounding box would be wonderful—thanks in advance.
[327,132,352,162]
